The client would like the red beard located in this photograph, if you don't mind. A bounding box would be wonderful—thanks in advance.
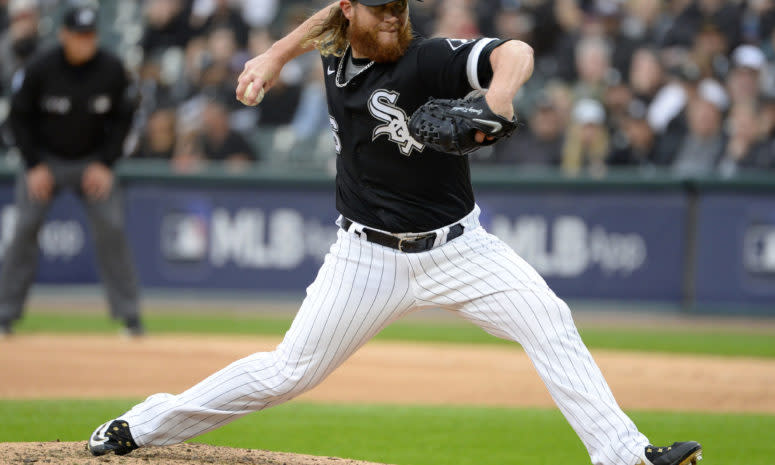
[348,17,413,63]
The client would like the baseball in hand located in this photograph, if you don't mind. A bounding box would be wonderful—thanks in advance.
[244,82,264,106]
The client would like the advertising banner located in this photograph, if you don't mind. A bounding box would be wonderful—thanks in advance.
[694,193,775,307]
[477,192,687,301]
[125,185,339,291]
[125,185,687,301]
[0,185,98,283]
[0,180,690,303]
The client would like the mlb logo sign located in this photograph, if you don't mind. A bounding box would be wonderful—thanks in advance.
[743,225,775,274]
[160,212,208,262]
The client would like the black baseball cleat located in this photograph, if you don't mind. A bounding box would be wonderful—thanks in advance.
[638,441,702,465]
[87,419,138,456]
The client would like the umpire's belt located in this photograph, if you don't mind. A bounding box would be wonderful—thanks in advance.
[341,218,464,253]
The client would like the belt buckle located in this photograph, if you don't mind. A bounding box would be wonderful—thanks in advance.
[398,233,435,252]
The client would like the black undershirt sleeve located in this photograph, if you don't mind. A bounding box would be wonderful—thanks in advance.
[476,39,510,89]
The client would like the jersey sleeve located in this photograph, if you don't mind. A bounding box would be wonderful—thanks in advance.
[415,37,508,98]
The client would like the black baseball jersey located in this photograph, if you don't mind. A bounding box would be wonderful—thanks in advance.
[9,45,136,169]
[322,36,507,233]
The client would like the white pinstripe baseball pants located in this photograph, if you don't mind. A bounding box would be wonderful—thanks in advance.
[120,206,649,465]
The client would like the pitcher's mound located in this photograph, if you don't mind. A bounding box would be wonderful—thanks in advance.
[0,442,392,465]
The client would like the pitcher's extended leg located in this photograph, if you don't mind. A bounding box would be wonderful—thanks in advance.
[119,230,414,446]
[463,290,647,465]
[410,226,648,465]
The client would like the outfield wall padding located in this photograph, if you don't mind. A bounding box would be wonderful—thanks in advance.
[0,160,771,313]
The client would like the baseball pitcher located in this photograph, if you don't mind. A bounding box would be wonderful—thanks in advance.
[88,2,701,464]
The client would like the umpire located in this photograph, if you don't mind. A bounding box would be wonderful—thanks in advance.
[0,0,143,337]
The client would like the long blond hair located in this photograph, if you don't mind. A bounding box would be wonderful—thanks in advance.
[304,4,351,57]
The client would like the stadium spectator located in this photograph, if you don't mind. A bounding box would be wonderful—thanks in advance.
[582,3,641,80]
[687,21,731,80]
[758,94,775,146]
[571,36,612,102]
[561,98,609,176]
[492,93,564,168]
[519,1,564,76]
[195,27,245,112]
[670,78,729,176]
[174,35,210,100]
[172,97,256,172]
[608,99,658,168]
[190,0,250,48]
[602,70,633,132]
[239,0,279,30]
[140,0,193,57]
[619,0,672,47]
[198,98,257,167]
[492,4,534,44]
[718,101,773,176]
[0,1,143,337]
[247,28,303,127]
[134,106,178,159]
[433,0,479,38]
[0,0,41,93]
[648,60,702,163]
[0,0,42,153]
[2,0,775,177]
[662,0,741,52]
[0,1,8,33]
[727,44,767,106]
[740,0,775,44]
[547,0,584,82]
[629,47,666,103]
[491,3,546,115]
[543,79,575,129]
[289,61,329,141]
[407,0,437,37]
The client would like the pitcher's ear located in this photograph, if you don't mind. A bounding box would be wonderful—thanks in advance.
[340,1,354,20]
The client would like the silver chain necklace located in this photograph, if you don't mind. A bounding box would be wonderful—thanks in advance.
[336,44,375,88]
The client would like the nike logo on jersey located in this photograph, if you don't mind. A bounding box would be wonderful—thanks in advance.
[368,89,424,156]
[446,39,474,50]
[473,118,502,134]
[327,66,336,75]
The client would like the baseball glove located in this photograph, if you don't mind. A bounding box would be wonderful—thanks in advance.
[408,94,518,156]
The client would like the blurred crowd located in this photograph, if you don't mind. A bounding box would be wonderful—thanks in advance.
[1,0,775,177]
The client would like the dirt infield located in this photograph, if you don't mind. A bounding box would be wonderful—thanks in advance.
[0,442,395,465]
[1,333,774,464]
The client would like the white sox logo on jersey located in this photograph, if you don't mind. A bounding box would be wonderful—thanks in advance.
[368,89,424,156]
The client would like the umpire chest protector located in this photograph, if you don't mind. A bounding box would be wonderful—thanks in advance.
[321,36,506,233]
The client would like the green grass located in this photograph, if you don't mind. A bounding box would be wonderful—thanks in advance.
[0,400,771,465]
[4,312,772,462]
[13,311,775,358]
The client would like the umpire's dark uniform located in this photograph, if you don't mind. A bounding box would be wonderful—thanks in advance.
[0,2,142,335]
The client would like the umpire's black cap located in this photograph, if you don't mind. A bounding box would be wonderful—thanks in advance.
[358,0,422,5]
[63,0,98,32]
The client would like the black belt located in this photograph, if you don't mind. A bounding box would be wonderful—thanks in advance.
[341,218,464,253]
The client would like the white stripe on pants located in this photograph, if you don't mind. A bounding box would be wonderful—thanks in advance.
[120,206,648,465]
